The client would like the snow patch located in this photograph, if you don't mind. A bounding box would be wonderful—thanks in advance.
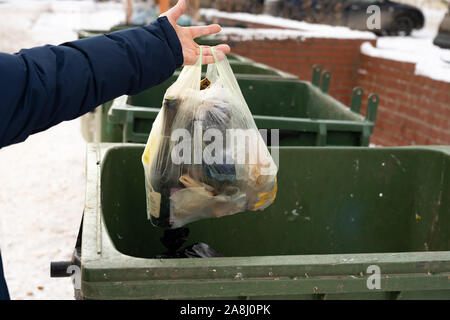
[0,0,124,300]
[360,7,450,83]
[217,27,374,41]
[361,41,450,83]
[201,8,375,40]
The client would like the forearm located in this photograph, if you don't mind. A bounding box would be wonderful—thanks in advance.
[0,16,182,148]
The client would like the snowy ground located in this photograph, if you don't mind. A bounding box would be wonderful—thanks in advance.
[0,0,124,300]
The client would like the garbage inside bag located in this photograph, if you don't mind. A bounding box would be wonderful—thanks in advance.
[142,47,278,229]
[155,228,223,259]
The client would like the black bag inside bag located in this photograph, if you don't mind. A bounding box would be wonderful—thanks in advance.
[155,228,223,259]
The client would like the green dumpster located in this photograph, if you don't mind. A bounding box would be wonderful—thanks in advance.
[104,69,376,146]
[77,143,450,300]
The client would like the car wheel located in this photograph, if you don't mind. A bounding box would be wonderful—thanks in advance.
[393,16,414,36]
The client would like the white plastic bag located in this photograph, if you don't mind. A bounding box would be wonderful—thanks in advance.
[142,48,278,229]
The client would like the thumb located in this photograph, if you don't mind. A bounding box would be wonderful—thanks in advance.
[160,0,186,25]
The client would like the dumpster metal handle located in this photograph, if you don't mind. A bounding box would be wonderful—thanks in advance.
[366,93,379,123]
[50,261,73,278]
[320,71,332,94]
[351,87,364,114]
[312,64,322,87]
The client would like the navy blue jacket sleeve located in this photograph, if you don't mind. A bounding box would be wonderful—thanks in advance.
[0,16,183,148]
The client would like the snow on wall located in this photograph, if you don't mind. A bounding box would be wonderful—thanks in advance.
[200,8,376,40]
[216,27,374,41]
[361,41,450,83]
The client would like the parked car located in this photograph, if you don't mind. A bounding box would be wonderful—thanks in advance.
[268,0,424,36]
[215,0,265,14]
[433,3,450,48]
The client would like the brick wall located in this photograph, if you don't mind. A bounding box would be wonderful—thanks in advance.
[357,54,450,146]
[226,37,375,106]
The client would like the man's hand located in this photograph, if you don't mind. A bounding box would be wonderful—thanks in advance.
[160,0,230,65]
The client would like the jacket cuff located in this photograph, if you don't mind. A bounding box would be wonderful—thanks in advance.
[153,16,183,67]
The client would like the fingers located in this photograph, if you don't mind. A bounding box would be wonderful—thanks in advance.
[199,44,231,64]
[202,55,216,65]
[197,45,230,57]
[184,45,231,65]
[213,44,231,55]
[160,0,186,24]
[189,24,222,39]
[212,48,226,62]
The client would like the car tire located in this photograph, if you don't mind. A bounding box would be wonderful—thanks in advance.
[392,16,414,36]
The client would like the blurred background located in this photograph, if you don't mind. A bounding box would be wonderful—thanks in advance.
[0,0,448,299]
